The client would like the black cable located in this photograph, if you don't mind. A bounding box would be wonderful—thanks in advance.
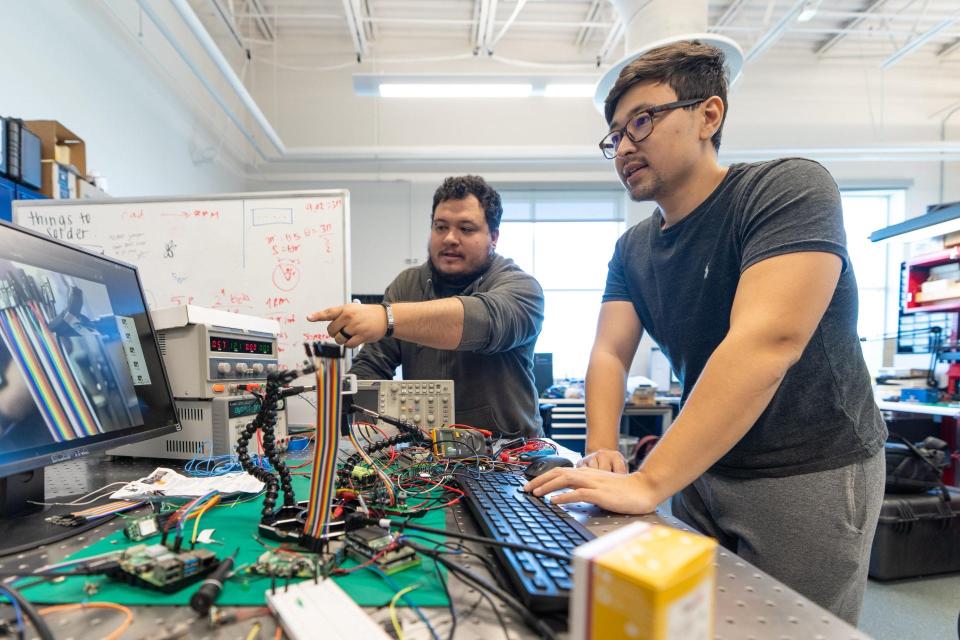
[404,534,513,640]
[405,539,555,640]
[350,514,569,562]
[0,584,54,640]
[433,550,457,640]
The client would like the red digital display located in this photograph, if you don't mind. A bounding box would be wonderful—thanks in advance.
[209,337,273,355]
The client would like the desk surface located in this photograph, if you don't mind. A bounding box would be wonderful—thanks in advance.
[0,456,869,640]
[876,399,960,417]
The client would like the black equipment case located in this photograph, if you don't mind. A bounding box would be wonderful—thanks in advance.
[868,489,960,580]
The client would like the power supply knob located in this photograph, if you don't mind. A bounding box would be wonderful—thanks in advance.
[252,363,264,374]
[217,362,232,374]
[267,364,278,373]
[235,363,249,374]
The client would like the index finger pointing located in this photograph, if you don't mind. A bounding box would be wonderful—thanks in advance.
[307,306,342,322]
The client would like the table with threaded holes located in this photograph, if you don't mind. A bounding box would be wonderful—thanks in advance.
[0,455,869,640]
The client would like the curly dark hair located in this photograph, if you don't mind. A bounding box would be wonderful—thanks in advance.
[604,40,728,152]
[431,175,503,232]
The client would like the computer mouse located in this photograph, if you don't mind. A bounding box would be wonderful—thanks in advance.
[523,455,574,479]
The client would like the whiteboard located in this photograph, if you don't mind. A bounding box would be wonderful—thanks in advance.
[13,190,350,426]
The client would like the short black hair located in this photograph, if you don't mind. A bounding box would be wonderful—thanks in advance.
[604,40,728,151]
[431,175,503,232]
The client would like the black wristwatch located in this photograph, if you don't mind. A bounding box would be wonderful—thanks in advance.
[380,302,394,337]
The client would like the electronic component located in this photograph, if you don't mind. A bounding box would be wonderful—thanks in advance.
[267,577,391,640]
[109,394,288,461]
[45,500,144,527]
[431,427,488,459]
[353,380,454,434]
[344,525,420,575]
[251,549,317,579]
[124,515,161,542]
[190,548,238,616]
[112,544,219,593]
[108,305,286,461]
[150,305,281,399]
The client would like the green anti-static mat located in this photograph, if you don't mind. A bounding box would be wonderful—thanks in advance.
[24,474,449,608]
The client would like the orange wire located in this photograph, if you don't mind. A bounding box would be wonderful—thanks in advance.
[274,626,284,640]
[38,602,133,640]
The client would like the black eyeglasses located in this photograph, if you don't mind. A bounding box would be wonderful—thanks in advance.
[599,98,707,159]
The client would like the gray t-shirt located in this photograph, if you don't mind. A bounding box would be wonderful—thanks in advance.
[603,158,886,478]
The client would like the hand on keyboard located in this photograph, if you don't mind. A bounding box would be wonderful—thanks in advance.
[523,466,659,515]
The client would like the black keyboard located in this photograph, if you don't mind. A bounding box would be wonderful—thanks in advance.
[455,471,595,613]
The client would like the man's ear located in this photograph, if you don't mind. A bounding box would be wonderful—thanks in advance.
[491,229,500,248]
[701,96,725,143]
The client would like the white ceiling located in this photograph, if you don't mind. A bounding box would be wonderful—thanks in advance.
[191,0,960,67]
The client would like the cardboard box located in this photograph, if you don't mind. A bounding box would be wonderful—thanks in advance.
[77,177,110,199]
[41,160,79,199]
[54,144,71,165]
[23,120,86,177]
[570,522,717,640]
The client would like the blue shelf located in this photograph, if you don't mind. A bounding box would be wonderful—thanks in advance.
[0,177,49,221]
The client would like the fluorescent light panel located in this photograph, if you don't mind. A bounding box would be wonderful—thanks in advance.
[357,74,598,99]
[380,83,532,98]
[543,83,594,98]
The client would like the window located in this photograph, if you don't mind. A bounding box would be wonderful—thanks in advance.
[497,188,901,381]
[497,191,625,380]
[840,189,905,374]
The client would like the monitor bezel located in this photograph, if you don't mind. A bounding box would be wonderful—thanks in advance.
[0,219,181,478]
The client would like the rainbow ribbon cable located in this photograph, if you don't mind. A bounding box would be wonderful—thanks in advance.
[301,343,344,548]
[0,299,103,441]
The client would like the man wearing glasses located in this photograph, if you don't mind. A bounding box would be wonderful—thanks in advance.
[308,175,545,438]
[525,41,886,625]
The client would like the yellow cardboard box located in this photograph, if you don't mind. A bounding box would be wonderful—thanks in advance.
[570,521,717,640]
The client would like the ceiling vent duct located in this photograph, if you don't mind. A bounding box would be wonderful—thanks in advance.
[593,0,744,113]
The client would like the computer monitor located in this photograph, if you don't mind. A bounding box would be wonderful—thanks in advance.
[533,353,553,396]
[0,220,179,548]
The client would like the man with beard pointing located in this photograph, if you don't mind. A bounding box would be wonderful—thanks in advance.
[308,175,545,438]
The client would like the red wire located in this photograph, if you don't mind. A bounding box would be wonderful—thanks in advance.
[332,545,394,575]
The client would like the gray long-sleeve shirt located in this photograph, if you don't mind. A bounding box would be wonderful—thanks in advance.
[350,255,545,437]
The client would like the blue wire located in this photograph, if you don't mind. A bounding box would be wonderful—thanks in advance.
[175,490,219,537]
[366,567,441,640]
[0,585,25,639]
[184,452,274,477]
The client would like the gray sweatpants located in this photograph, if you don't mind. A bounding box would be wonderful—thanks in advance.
[671,449,885,626]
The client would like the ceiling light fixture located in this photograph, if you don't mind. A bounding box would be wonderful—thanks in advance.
[378,83,533,98]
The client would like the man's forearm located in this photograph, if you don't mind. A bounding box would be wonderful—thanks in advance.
[635,331,799,502]
[585,350,628,452]
[392,298,464,350]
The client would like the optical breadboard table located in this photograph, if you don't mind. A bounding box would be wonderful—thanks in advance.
[0,456,870,639]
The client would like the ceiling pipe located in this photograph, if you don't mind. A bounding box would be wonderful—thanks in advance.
[138,0,958,166]
[161,0,285,154]
[135,0,270,161]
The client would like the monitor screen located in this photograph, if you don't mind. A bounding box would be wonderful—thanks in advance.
[533,353,553,396]
[0,221,179,478]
